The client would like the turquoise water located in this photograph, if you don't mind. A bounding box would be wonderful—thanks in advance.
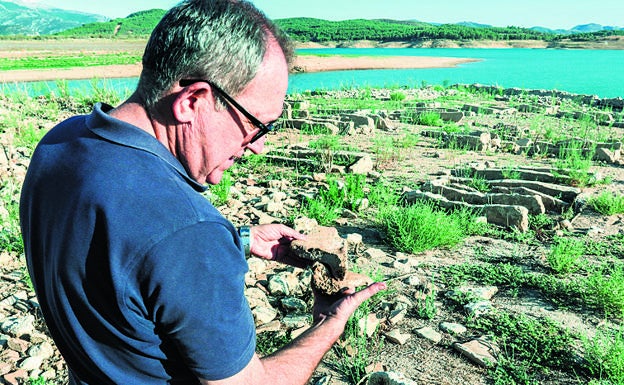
[3,48,623,98]
[289,48,624,98]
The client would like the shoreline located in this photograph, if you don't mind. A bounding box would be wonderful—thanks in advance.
[0,55,478,83]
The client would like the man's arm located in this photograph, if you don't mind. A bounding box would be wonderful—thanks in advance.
[199,282,386,385]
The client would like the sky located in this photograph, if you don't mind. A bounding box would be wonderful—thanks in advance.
[29,0,623,30]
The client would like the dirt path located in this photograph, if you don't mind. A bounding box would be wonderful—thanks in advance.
[0,55,478,83]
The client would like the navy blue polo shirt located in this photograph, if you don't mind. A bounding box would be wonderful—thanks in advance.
[20,103,255,384]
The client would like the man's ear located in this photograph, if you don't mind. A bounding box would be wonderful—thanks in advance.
[171,84,214,123]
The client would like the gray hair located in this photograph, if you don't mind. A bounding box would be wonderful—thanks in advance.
[136,0,292,109]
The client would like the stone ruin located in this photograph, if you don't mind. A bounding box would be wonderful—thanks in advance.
[281,84,624,166]
[271,85,617,233]
[402,164,585,232]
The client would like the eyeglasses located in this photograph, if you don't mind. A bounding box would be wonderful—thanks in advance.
[179,79,278,144]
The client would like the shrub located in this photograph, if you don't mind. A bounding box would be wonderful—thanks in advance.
[588,191,624,215]
[378,201,481,253]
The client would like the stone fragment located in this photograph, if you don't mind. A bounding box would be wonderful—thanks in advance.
[0,362,11,376]
[595,147,618,163]
[464,301,493,317]
[267,271,299,296]
[450,285,499,301]
[346,233,363,248]
[7,338,28,353]
[282,315,310,329]
[453,337,499,367]
[439,322,467,335]
[291,326,309,339]
[252,306,278,326]
[367,371,418,385]
[388,308,407,325]
[291,226,348,280]
[1,316,35,337]
[384,329,411,345]
[358,313,381,337]
[310,262,372,296]
[17,356,43,371]
[244,287,269,309]
[256,320,281,334]
[280,297,307,313]
[414,326,442,344]
[402,275,421,287]
[363,248,389,261]
[3,369,28,385]
[347,154,374,175]
[314,375,332,385]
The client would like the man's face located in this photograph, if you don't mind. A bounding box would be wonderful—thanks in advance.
[190,40,289,185]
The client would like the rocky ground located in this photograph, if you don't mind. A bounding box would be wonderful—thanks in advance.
[2,84,624,384]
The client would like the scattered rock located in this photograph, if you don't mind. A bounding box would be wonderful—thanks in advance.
[453,337,499,368]
[414,326,442,344]
[367,371,418,385]
[439,322,467,335]
[385,328,412,345]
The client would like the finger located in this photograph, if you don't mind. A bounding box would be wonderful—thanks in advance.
[276,224,306,240]
[347,282,387,308]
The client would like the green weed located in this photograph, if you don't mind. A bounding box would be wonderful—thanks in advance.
[583,264,624,316]
[373,135,401,169]
[0,53,141,71]
[344,174,367,212]
[404,111,444,127]
[378,202,480,253]
[0,180,24,254]
[501,165,522,180]
[470,311,576,384]
[299,177,344,225]
[208,171,232,206]
[553,142,597,187]
[256,331,291,357]
[547,237,585,275]
[415,280,437,319]
[583,326,624,384]
[588,191,624,215]
[389,91,406,101]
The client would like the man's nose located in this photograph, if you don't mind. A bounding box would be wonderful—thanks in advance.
[245,135,267,154]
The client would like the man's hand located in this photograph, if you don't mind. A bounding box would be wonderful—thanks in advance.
[312,282,387,325]
[249,224,310,268]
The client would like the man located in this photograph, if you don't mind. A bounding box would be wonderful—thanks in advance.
[20,0,385,384]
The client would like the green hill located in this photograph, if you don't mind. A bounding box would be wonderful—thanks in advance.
[275,17,551,42]
[53,9,166,38]
[35,12,624,43]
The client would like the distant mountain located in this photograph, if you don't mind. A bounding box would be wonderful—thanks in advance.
[531,23,623,35]
[455,21,492,29]
[0,0,107,35]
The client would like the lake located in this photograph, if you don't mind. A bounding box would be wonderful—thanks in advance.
[3,48,624,99]
[289,48,624,98]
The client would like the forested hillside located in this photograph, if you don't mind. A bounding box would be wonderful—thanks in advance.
[276,18,552,42]
[24,11,624,43]
[53,9,166,38]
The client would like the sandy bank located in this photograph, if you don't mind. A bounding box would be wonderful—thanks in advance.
[0,55,478,83]
[292,55,478,73]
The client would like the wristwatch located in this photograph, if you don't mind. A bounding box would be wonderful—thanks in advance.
[238,226,251,258]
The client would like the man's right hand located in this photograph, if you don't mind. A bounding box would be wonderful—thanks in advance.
[312,282,387,325]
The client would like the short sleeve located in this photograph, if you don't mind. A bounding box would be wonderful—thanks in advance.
[135,220,255,380]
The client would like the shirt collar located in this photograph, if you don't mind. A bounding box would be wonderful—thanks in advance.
[86,102,207,192]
